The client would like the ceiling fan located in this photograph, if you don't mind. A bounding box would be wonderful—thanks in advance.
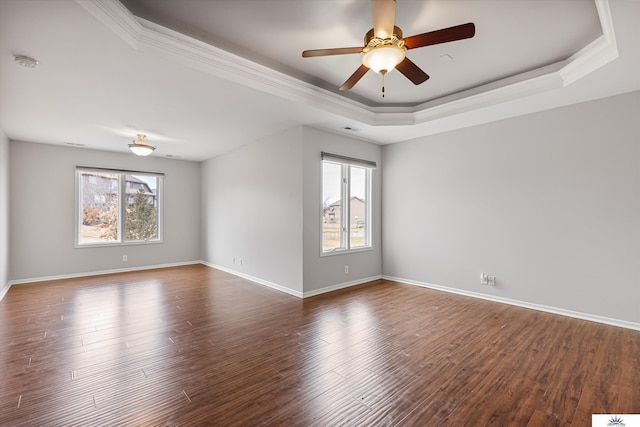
[302,0,475,96]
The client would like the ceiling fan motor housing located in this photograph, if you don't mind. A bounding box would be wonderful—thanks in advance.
[363,26,404,49]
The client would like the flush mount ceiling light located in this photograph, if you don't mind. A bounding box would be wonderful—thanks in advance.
[14,55,39,68]
[128,133,156,156]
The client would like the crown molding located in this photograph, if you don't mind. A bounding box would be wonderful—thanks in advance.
[75,0,142,48]
[76,0,618,129]
[559,0,618,85]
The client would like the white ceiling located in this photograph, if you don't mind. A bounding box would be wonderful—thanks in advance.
[119,0,602,105]
[1,0,639,161]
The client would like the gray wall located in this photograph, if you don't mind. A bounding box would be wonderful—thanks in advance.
[302,126,382,294]
[0,129,9,296]
[382,91,640,324]
[9,141,201,280]
[201,127,304,294]
[201,126,382,296]
[5,95,638,326]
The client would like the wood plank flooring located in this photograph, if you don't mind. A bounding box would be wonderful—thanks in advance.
[1,264,638,426]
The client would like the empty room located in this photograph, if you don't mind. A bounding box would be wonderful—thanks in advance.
[1,0,638,425]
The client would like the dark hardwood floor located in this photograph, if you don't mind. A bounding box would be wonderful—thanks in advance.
[1,264,638,426]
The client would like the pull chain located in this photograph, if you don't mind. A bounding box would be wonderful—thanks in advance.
[381,70,386,98]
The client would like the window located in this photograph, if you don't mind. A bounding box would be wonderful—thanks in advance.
[76,168,163,246]
[321,152,375,253]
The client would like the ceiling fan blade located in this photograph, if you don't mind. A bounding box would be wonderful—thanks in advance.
[302,47,363,57]
[395,57,430,85]
[371,0,396,39]
[404,22,475,50]
[339,65,369,91]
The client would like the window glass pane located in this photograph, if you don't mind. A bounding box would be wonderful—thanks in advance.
[349,166,367,248]
[322,162,343,251]
[79,172,119,244]
[124,175,159,241]
[320,158,372,254]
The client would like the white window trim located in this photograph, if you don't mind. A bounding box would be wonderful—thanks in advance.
[75,167,164,248]
[320,153,375,256]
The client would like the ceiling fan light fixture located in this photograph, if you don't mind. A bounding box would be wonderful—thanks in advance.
[128,133,156,156]
[302,2,475,93]
[361,45,406,74]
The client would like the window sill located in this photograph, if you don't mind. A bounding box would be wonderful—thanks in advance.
[320,246,374,257]
[75,239,162,249]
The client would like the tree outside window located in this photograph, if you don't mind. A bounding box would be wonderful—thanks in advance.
[77,169,162,246]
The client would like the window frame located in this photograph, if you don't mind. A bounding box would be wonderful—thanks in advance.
[320,153,374,256]
[75,167,164,248]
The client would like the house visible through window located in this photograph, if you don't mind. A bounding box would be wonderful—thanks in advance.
[76,168,163,246]
[321,152,374,253]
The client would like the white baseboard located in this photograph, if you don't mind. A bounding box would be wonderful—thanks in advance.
[302,275,383,298]
[4,260,201,291]
[2,260,379,302]
[0,282,10,302]
[11,265,632,331]
[383,275,640,331]
[200,262,382,299]
[202,262,304,298]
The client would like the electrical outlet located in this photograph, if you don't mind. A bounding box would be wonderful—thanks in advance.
[122,255,128,262]
[344,265,349,274]
[488,276,496,286]
[480,273,487,285]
